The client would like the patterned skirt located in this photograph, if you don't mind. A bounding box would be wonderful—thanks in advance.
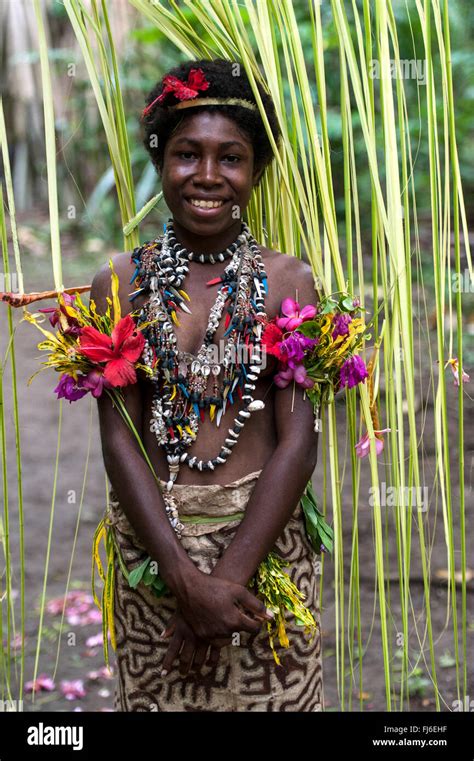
[106,469,324,712]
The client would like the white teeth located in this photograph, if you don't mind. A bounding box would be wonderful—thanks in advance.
[189,199,224,208]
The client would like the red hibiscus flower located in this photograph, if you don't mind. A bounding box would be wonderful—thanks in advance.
[261,321,284,361]
[78,315,145,387]
[142,68,209,117]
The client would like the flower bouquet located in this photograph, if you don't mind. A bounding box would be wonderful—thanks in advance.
[22,264,154,402]
[260,291,370,560]
[262,292,369,409]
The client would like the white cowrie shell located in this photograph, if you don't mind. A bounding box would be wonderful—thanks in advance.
[247,400,265,412]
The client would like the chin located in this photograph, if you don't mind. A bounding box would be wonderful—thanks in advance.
[174,210,232,231]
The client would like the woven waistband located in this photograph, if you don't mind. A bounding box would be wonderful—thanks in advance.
[107,469,262,529]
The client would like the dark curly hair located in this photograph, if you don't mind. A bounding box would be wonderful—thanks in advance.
[140,58,281,187]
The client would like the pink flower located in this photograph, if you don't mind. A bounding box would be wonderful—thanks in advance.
[66,608,102,626]
[25,674,56,693]
[10,633,25,651]
[38,293,80,335]
[87,666,114,681]
[47,591,94,616]
[355,428,391,459]
[339,355,369,389]
[60,679,86,701]
[86,633,104,648]
[447,358,470,386]
[54,373,89,403]
[279,333,318,368]
[274,364,314,389]
[81,368,113,398]
[332,312,352,339]
[276,298,317,331]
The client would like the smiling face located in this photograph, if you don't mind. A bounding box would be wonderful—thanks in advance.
[159,111,262,255]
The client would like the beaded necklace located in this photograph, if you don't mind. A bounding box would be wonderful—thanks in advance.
[129,218,268,492]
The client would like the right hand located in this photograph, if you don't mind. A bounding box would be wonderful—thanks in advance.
[160,611,233,677]
[174,568,273,642]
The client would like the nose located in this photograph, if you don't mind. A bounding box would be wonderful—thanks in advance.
[193,155,223,186]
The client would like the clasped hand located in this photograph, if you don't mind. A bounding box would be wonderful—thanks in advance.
[159,570,273,677]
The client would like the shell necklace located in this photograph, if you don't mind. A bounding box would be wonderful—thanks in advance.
[130,218,268,491]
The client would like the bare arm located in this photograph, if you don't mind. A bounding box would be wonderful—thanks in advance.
[211,263,319,585]
[90,262,199,596]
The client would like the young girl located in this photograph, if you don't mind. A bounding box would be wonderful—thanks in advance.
[90,58,323,712]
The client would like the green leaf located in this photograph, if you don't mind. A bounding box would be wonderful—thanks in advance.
[296,321,320,338]
[128,557,150,589]
[301,493,317,520]
[317,529,334,555]
[151,577,168,598]
[340,296,356,311]
[143,562,158,586]
[319,298,338,314]
[301,490,334,555]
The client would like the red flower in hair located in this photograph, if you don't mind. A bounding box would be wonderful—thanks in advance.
[142,68,210,118]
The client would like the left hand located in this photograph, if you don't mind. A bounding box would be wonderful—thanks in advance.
[160,610,232,677]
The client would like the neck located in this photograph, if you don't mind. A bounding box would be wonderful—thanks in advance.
[169,218,243,255]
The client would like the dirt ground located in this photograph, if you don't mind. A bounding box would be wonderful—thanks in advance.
[1,229,473,713]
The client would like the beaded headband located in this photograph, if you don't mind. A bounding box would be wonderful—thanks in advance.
[141,66,258,119]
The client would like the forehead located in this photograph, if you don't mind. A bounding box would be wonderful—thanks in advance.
[167,111,252,149]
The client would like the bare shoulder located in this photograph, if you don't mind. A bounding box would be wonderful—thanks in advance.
[89,252,135,316]
[261,246,319,311]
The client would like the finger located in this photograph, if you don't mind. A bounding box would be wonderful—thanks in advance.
[161,632,183,676]
[210,636,233,648]
[206,645,221,669]
[237,588,274,621]
[236,611,265,635]
[178,638,196,677]
[191,641,209,674]
[160,620,176,639]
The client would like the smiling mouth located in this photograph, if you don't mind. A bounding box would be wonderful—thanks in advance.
[184,197,230,215]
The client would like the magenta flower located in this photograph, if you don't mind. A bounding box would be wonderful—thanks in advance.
[355,428,391,458]
[332,312,352,339]
[25,674,56,693]
[54,373,89,402]
[279,333,318,368]
[276,298,317,331]
[339,355,368,389]
[81,368,113,398]
[38,293,81,335]
[274,364,314,389]
[60,679,86,701]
